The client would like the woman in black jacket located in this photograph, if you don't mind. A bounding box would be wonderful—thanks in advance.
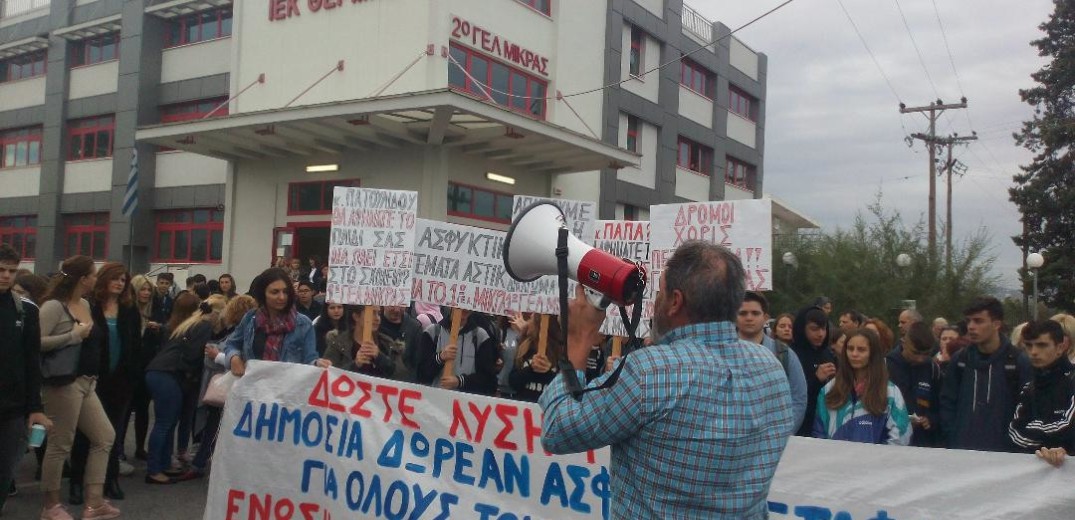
[509,315,564,402]
[144,295,226,484]
[69,263,142,503]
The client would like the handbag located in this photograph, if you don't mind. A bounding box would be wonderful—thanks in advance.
[202,371,237,407]
[41,304,83,380]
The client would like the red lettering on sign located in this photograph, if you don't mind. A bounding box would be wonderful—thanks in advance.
[398,388,421,430]
[226,489,244,520]
[449,400,473,441]
[493,403,518,450]
[375,384,398,423]
[449,16,551,77]
[347,380,373,418]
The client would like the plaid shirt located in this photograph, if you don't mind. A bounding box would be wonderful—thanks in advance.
[540,322,794,519]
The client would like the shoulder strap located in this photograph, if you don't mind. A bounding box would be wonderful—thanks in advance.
[13,294,23,320]
[1003,347,1023,399]
[775,340,790,374]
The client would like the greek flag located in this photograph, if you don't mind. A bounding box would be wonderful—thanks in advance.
[122,148,138,217]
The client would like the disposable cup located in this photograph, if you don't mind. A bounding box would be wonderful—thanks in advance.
[28,423,47,448]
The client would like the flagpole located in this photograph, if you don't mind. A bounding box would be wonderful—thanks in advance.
[124,148,139,271]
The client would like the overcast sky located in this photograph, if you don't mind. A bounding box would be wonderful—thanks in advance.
[691,0,1052,289]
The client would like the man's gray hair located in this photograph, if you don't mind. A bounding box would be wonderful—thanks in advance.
[903,309,924,323]
[664,240,745,323]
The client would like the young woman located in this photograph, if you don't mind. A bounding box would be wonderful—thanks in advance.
[865,318,896,353]
[144,295,227,484]
[223,268,328,377]
[772,313,794,344]
[323,305,395,377]
[217,274,238,301]
[13,271,48,304]
[814,328,911,445]
[127,275,160,461]
[509,315,564,402]
[312,302,347,357]
[162,293,200,467]
[69,264,142,503]
[38,256,121,520]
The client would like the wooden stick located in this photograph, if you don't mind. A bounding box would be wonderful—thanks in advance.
[537,314,550,357]
[362,307,374,343]
[611,336,623,358]
[443,308,463,378]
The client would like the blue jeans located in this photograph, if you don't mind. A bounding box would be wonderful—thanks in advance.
[145,371,183,475]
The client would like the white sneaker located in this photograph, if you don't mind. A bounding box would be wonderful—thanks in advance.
[118,461,134,476]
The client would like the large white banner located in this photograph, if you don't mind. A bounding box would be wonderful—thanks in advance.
[206,363,1075,520]
[327,187,418,306]
[411,219,513,316]
[650,199,773,291]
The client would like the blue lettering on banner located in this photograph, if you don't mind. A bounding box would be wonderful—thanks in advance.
[767,502,896,520]
[341,468,458,519]
[474,502,534,520]
[231,402,364,461]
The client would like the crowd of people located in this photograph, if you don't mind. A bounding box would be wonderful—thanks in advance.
[1,241,1073,518]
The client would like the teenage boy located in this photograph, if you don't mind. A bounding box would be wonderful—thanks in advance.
[1009,320,1075,466]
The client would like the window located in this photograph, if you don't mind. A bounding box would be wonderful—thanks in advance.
[447,182,514,224]
[680,58,714,98]
[71,33,119,67]
[1,126,42,168]
[729,85,757,121]
[623,204,641,221]
[677,137,713,176]
[515,0,550,15]
[68,115,115,161]
[0,51,46,82]
[625,115,639,153]
[448,44,548,119]
[165,8,233,48]
[726,157,755,190]
[154,209,224,263]
[629,27,644,77]
[64,213,109,260]
[288,179,361,215]
[0,216,36,260]
[160,98,229,123]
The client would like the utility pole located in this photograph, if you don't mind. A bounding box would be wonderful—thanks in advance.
[940,133,976,273]
[900,98,968,262]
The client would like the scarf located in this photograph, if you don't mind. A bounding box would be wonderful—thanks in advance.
[853,378,868,398]
[255,308,296,362]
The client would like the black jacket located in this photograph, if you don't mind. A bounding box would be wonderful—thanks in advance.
[1009,357,1075,454]
[378,312,422,382]
[151,292,173,324]
[0,292,43,420]
[415,314,499,395]
[146,321,215,384]
[940,340,1032,452]
[509,338,561,402]
[789,306,835,437]
[886,349,944,447]
[90,301,142,383]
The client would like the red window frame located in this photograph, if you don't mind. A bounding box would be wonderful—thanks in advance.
[447,43,548,120]
[1,50,46,82]
[164,7,233,48]
[447,181,514,224]
[726,157,755,190]
[625,115,639,153]
[0,215,36,260]
[153,208,225,264]
[680,58,714,99]
[67,115,115,161]
[287,179,362,216]
[70,33,119,67]
[677,136,713,176]
[160,97,229,123]
[729,85,757,121]
[623,204,641,222]
[629,26,644,77]
[1,126,42,169]
[515,0,550,16]
[64,213,109,260]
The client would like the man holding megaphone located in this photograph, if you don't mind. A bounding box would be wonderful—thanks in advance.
[532,239,795,519]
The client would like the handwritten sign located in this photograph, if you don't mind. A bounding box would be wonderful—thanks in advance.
[507,196,598,315]
[650,199,773,291]
[327,187,418,306]
[593,220,651,338]
[205,361,611,520]
[411,219,518,317]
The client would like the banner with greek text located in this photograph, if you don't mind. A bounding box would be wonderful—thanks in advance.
[593,220,651,338]
[650,199,773,291]
[411,219,514,316]
[327,187,418,306]
[205,361,611,520]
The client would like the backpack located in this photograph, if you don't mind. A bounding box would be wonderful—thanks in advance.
[953,345,1024,402]
[773,338,790,376]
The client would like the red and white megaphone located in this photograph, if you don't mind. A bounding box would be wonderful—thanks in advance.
[503,201,646,307]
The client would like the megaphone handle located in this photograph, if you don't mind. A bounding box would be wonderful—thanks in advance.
[537,314,550,357]
[443,308,463,378]
[611,336,623,358]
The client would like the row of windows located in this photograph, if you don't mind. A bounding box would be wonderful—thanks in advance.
[448,44,548,119]
[0,127,41,169]
[447,182,514,224]
[676,135,757,189]
[165,8,233,48]
[0,51,45,82]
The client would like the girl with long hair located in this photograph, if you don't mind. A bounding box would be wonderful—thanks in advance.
[126,275,159,460]
[323,305,395,377]
[865,318,896,353]
[313,302,348,357]
[508,315,564,402]
[813,328,911,445]
[38,256,121,519]
[772,313,794,344]
[217,274,238,301]
[68,264,142,503]
[161,292,199,465]
[144,295,227,484]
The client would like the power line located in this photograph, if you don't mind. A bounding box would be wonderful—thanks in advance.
[930,0,965,98]
[891,0,941,100]
[832,0,903,103]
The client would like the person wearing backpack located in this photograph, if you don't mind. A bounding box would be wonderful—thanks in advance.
[886,321,944,447]
[738,292,807,434]
[940,297,1032,452]
[1008,320,1075,466]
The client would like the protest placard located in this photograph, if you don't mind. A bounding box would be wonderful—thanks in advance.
[650,199,773,292]
[327,187,418,307]
[507,196,597,315]
[593,220,651,338]
[411,219,517,317]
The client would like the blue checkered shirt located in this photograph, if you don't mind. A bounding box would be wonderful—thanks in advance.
[539,322,794,519]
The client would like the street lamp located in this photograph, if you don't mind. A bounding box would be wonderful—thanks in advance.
[1027,252,1045,319]
[896,253,912,268]
[782,252,797,297]
[896,253,915,308]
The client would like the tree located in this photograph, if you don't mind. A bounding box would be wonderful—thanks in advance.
[769,194,999,326]
[1011,0,1075,313]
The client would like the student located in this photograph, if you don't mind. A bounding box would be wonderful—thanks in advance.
[887,321,943,447]
[415,306,499,396]
[312,302,347,357]
[815,328,911,445]
[509,315,564,402]
[790,306,835,437]
[294,280,323,322]
[323,305,395,378]
[1009,320,1075,466]
[738,292,808,434]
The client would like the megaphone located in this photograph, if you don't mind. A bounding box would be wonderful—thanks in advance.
[503,201,646,307]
